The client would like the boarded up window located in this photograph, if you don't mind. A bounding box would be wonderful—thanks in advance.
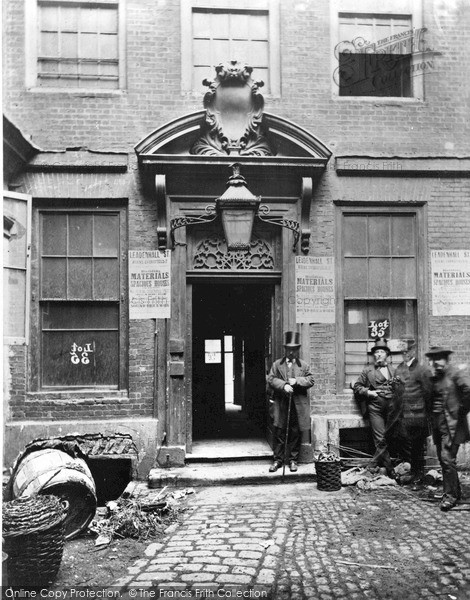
[342,213,418,386]
[4,193,31,341]
[337,14,413,97]
[192,9,270,92]
[39,211,122,388]
[37,0,119,89]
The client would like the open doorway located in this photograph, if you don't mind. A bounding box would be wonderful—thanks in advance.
[192,283,273,444]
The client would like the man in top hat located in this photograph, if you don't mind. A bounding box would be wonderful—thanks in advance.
[267,332,315,473]
[354,338,410,478]
[395,340,433,486]
[425,346,470,511]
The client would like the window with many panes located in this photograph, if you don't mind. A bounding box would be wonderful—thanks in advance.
[340,210,421,387]
[337,14,416,97]
[181,0,280,95]
[27,0,123,90]
[39,209,126,388]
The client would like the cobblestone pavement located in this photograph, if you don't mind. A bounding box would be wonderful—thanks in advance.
[114,484,470,599]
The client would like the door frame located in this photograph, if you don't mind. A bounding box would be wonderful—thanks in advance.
[185,275,282,453]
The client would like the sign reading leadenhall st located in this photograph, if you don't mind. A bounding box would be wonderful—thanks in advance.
[134,60,332,466]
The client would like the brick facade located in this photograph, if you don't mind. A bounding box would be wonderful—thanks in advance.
[3,0,470,470]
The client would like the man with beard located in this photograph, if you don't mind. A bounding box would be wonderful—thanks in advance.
[425,346,470,511]
[267,332,314,473]
[354,339,410,479]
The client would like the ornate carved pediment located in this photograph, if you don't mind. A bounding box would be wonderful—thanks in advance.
[190,61,274,157]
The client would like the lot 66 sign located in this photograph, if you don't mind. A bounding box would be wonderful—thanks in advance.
[368,319,390,339]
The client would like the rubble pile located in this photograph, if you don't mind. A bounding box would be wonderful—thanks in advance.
[89,487,193,546]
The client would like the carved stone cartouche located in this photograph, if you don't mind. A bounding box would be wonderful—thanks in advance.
[190,60,274,157]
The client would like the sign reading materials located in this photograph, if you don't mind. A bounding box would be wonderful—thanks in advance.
[295,256,335,323]
[129,250,171,319]
[431,250,470,316]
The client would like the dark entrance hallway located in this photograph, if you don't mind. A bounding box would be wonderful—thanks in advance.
[191,283,273,450]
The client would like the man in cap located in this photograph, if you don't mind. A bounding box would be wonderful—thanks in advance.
[267,332,315,473]
[354,338,410,478]
[425,346,470,511]
[395,340,433,486]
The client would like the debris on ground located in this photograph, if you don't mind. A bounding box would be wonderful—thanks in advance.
[88,487,194,545]
[341,467,397,489]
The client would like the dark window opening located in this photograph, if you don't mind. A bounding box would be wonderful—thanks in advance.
[339,52,412,97]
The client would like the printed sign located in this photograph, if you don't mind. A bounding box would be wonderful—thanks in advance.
[129,250,171,319]
[431,250,470,316]
[368,319,390,340]
[295,256,335,324]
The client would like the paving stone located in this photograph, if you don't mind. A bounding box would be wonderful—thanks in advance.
[180,573,215,582]
[114,484,470,597]
[215,574,252,584]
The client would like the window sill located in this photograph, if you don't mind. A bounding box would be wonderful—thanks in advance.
[332,95,425,105]
[27,390,129,403]
[27,87,126,98]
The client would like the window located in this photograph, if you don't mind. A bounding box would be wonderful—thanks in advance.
[3,192,32,343]
[337,14,413,97]
[340,211,422,387]
[181,0,280,95]
[26,0,125,90]
[39,209,126,388]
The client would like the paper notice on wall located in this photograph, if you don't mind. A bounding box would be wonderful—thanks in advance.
[431,250,470,316]
[295,256,335,323]
[129,250,171,319]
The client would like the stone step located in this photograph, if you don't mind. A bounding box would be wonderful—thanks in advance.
[148,460,318,488]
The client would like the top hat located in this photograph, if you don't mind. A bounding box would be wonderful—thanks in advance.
[403,339,416,351]
[425,346,453,358]
[370,338,391,355]
[284,331,301,347]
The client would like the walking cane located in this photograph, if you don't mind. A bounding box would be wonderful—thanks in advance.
[282,392,293,479]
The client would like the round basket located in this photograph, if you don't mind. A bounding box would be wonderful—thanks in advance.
[315,460,342,492]
[3,495,67,587]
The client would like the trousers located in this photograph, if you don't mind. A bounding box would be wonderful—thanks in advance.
[368,395,411,471]
[273,399,300,463]
[432,412,461,500]
[404,420,429,477]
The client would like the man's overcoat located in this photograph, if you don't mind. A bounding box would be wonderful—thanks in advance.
[267,357,314,431]
[430,364,470,446]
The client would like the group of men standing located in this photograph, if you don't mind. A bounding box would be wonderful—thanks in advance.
[354,339,470,511]
[267,332,470,513]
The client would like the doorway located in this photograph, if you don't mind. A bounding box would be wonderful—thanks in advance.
[192,283,273,444]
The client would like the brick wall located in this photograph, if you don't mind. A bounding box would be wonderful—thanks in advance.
[3,0,469,156]
[3,0,469,436]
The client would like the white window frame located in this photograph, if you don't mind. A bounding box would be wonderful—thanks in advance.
[181,0,280,97]
[3,191,32,345]
[330,0,424,102]
[335,202,428,391]
[25,0,127,93]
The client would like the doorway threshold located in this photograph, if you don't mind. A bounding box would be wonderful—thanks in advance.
[187,438,272,463]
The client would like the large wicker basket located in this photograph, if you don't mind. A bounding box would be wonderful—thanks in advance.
[315,460,342,492]
[3,495,67,587]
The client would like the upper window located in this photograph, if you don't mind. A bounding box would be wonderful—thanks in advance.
[38,209,126,388]
[340,210,422,387]
[26,0,125,91]
[181,0,280,95]
[337,14,413,97]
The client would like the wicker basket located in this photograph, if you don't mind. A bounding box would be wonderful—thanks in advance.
[3,495,67,587]
[315,460,342,492]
